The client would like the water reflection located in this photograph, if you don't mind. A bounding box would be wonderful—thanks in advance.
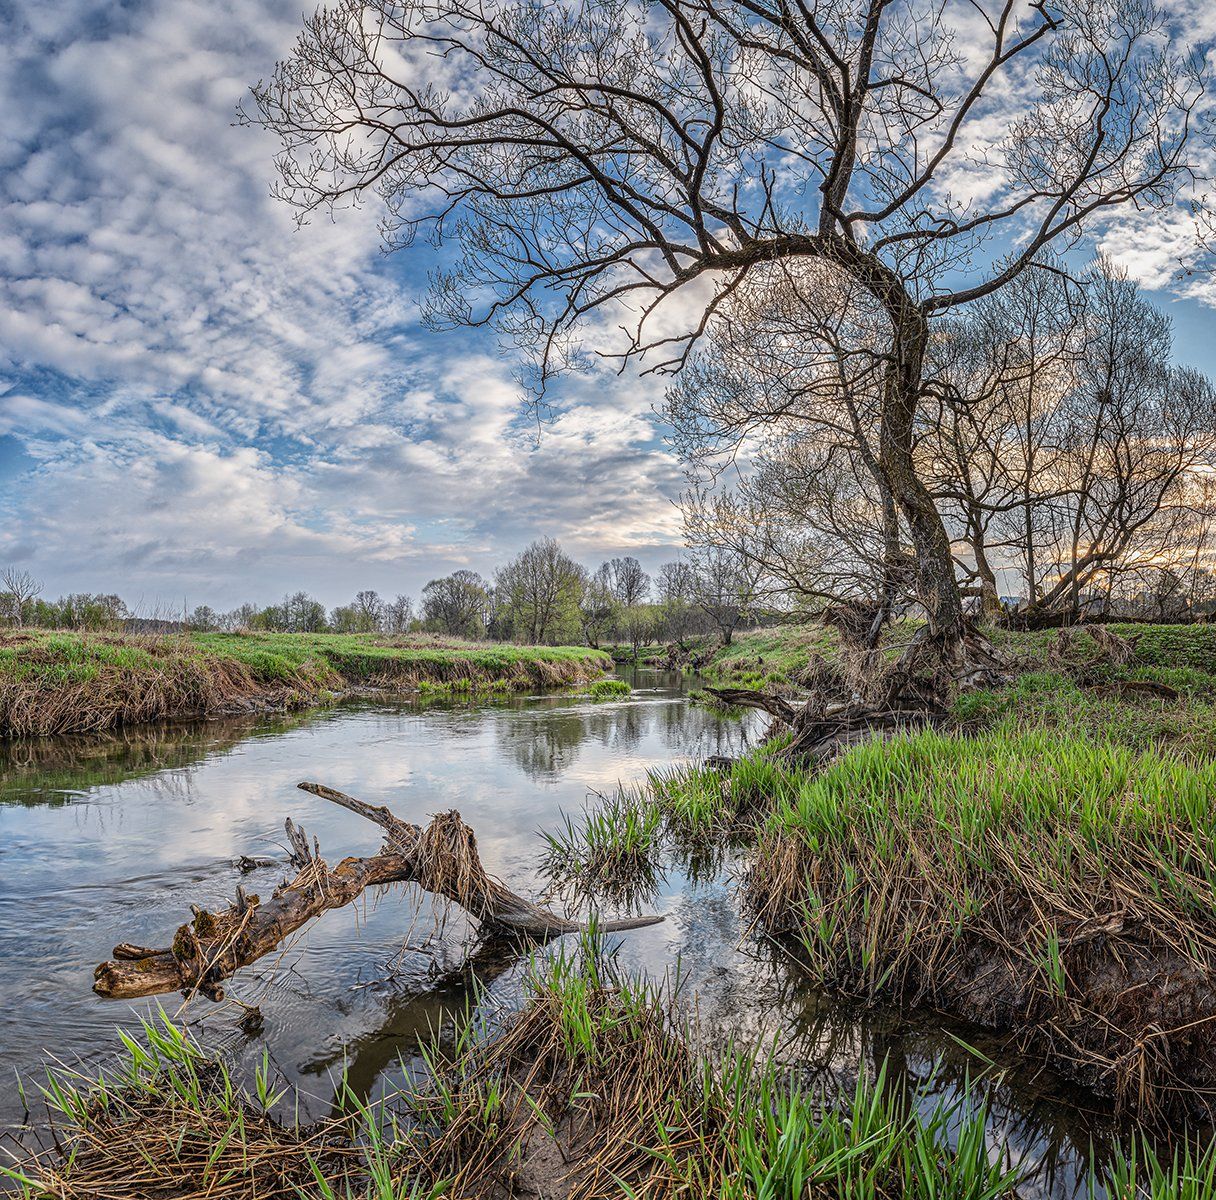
[0,713,310,807]
[0,671,1129,1195]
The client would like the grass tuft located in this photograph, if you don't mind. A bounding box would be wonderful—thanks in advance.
[585,678,631,700]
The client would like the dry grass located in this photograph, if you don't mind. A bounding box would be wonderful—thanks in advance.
[4,1020,359,1199]
[12,949,1216,1199]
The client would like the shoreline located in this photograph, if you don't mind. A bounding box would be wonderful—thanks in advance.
[0,630,613,738]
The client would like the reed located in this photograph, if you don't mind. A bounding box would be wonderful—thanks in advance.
[13,945,1216,1199]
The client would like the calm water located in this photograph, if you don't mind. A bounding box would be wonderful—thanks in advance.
[0,670,1121,1194]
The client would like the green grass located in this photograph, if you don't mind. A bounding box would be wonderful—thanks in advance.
[12,944,1216,1199]
[955,668,1216,757]
[989,622,1216,673]
[585,677,631,700]
[702,624,839,688]
[551,718,1216,1121]
[0,629,612,736]
[744,729,1216,1119]
[706,619,1216,692]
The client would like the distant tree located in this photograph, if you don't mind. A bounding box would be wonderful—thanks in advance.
[258,591,328,633]
[688,547,763,647]
[603,557,650,608]
[383,594,414,635]
[331,590,385,633]
[223,603,258,631]
[188,605,220,632]
[421,570,489,639]
[654,561,704,647]
[329,604,360,632]
[495,539,586,644]
[578,564,621,648]
[56,593,129,631]
[354,590,384,630]
[0,567,41,627]
[619,603,658,660]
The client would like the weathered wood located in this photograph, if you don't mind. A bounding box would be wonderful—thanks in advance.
[702,686,798,723]
[94,783,662,1000]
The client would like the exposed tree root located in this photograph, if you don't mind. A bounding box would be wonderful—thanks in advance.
[93,783,662,1001]
[701,687,797,723]
[710,617,1009,766]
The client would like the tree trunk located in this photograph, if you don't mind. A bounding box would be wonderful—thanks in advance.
[973,536,1002,620]
[879,305,967,660]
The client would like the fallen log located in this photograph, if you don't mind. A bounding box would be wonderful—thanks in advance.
[94,782,663,1000]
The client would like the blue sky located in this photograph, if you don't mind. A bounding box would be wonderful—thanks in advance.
[1,0,1214,612]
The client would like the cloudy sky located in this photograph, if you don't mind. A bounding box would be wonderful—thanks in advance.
[2,0,1214,612]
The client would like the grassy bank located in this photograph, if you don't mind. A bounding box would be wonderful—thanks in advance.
[541,622,1216,1123]
[9,945,1210,1199]
[0,630,612,737]
[548,729,1216,1123]
[703,620,1216,691]
[747,730,1216,1120]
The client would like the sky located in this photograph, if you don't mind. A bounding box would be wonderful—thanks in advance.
[2,0,1215,613]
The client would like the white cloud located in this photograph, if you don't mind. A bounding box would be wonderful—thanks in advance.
[0,0,683,606]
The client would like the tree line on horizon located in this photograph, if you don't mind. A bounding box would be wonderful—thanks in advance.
[0,542,764,650]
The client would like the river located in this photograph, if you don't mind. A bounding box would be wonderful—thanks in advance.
[0,669,1121,1194]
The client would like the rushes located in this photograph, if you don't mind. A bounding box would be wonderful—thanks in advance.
[397,940,1033,1198]
[541,744,804,909]
[542,790,665,908]
[4,1016,356,1198]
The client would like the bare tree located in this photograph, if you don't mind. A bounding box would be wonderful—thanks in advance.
[0,567,41,627]
[246,0,1206,673]
[688,543,764,647]
[383,593,415,634]
[923,259,1084,616]
[602,557,651,608]
[579,563,622,648]
[1026,263,1216,620]
[668,264,918,648]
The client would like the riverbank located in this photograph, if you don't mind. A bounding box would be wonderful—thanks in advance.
[9,940,1209,1199]
[0,630,612,737]
[542,620,1216,1125]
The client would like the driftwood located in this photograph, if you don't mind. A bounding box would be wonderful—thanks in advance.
[93,782,662,1001]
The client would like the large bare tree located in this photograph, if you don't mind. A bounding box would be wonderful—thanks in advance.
[246,0,1206,669]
